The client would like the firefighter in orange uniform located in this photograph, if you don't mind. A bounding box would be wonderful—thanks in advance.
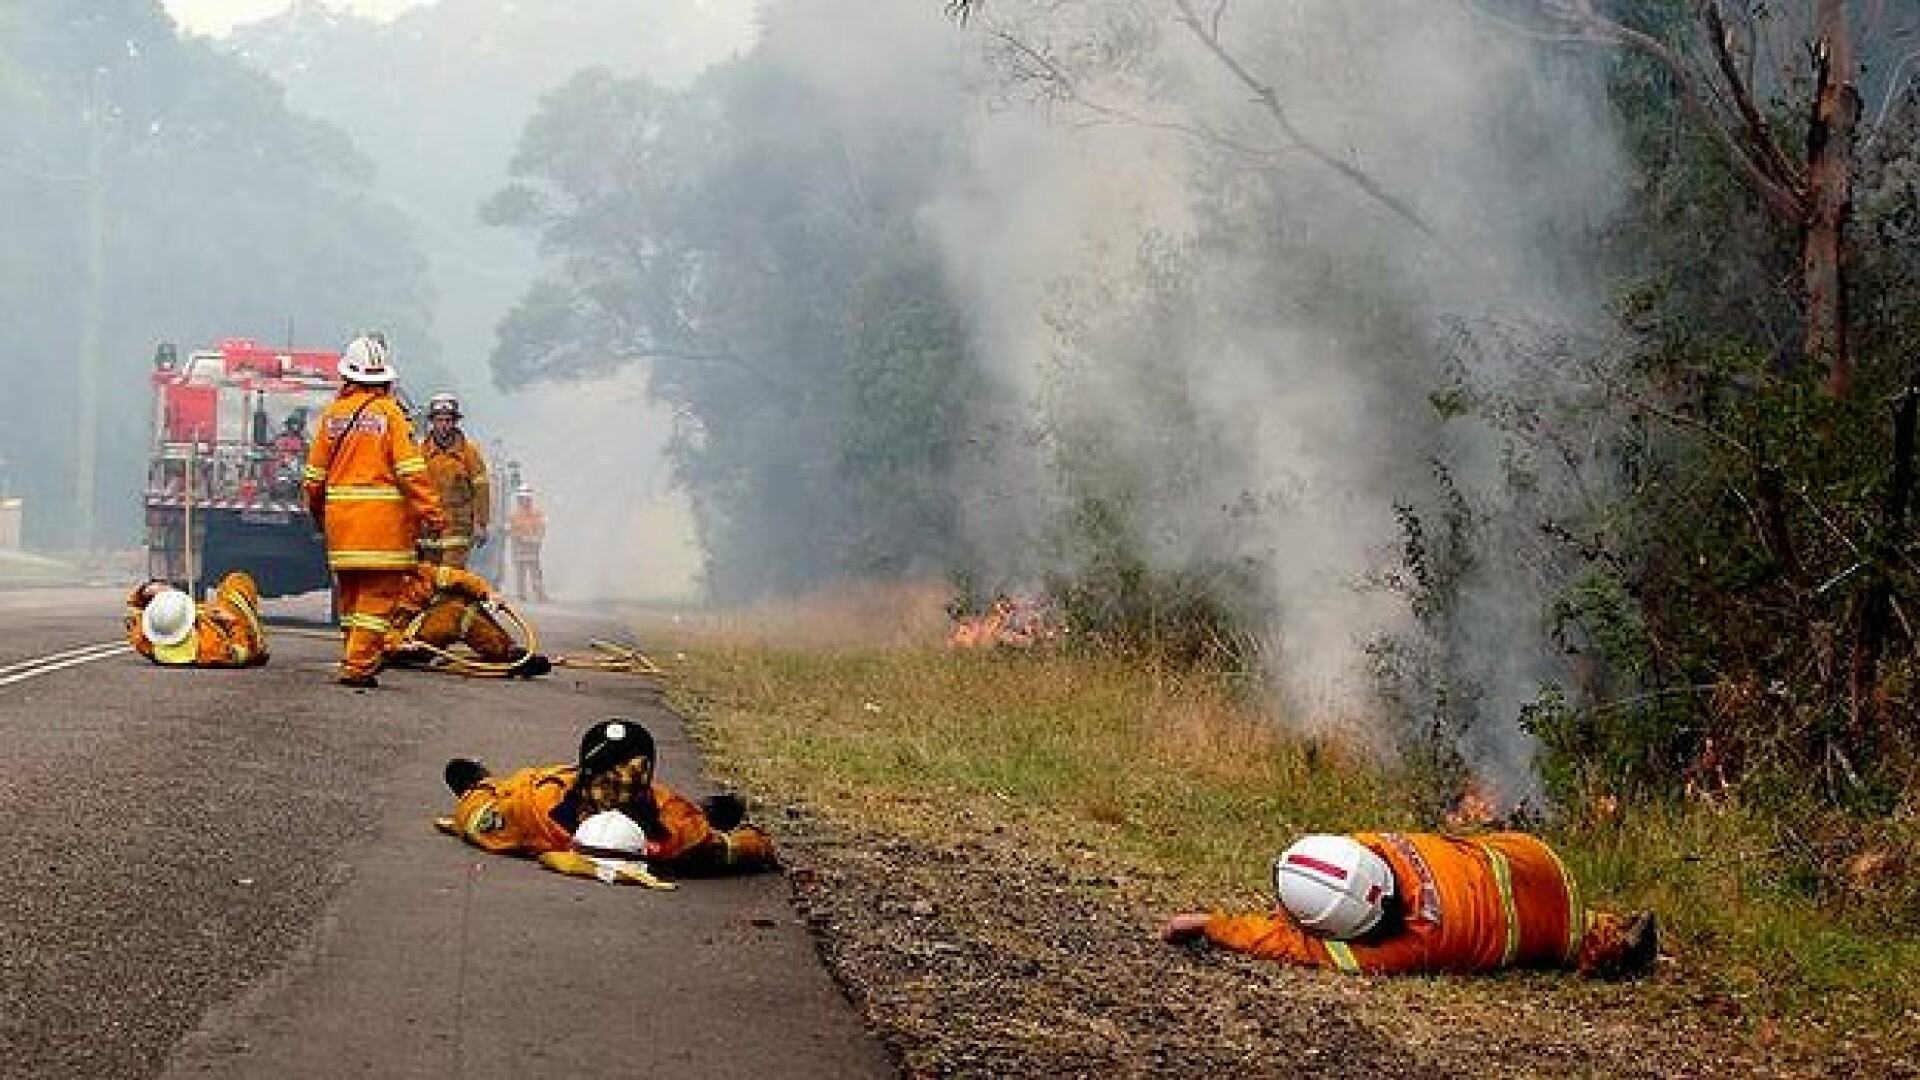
[124,573,269,667]
[506,486,549,602]
[436,718,779,878]
[417,392,490,568]
[302,333,449,688]
[1160,831,1659,979]
[381,561,552,677]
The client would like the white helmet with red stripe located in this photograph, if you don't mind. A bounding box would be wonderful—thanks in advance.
[1273,834,1395,939]
[571,809,650,872]
[338,333,396,384]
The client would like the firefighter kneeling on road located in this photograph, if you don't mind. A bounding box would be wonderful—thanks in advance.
[1160,831,1660,979]
[435,718,779,882]
[381,561,551,678]
[125,572,269,667]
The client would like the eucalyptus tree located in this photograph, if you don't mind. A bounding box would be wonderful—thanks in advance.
[0,1,432,546]
[936,0,1920,805]
[1441,1,1920,800]
[483,33,980,600]
[1458,1,1920,398]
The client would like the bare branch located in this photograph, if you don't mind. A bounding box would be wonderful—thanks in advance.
[1167,0,1446,246]
[1861,46,1920,155]
[1500,0,1808,224]
[987,30,1302,163]
[1701,2,1803,191]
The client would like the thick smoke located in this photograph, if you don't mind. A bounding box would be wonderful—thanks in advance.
[185,0,1627,799]
[501,374,703,604]
[927,0,1626,799]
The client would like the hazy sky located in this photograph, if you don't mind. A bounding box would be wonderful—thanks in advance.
[164,0,434,36]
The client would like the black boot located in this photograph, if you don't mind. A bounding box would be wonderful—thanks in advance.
[445,758,490,797]
[387,643,432,669]
[699,792,747,830]
[506,649,552,679]
[1618,911,1660,978]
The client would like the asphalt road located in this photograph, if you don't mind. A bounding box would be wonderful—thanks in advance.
[0,586,894,1080]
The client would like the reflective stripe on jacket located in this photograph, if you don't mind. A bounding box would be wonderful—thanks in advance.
[1201,831,1586,975]
[423,434,489,539]
[125,571,269,667]
[302,389,448,569]
[449,763,776,874]
[386,563,515,662]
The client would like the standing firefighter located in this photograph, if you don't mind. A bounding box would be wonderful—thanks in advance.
[302,333,448,689]
[506,485,549,602]
[1160,831,1660,979]
[418,392,490,569]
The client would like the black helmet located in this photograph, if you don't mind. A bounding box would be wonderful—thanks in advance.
[578,718,655,776]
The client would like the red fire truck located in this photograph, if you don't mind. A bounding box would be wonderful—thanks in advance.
[143,338,342,599]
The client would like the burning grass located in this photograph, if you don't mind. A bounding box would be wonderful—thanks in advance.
[632,585,1920,1071]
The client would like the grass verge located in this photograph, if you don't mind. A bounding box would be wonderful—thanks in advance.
[634,589,1920,1067]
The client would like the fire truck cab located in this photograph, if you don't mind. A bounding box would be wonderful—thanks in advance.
[144,338,341,600]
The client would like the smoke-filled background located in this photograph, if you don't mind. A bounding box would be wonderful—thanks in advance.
[3,0,1653,798]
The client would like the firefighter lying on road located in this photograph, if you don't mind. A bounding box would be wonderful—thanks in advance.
[381,561,552,678]
[435,718,779,881]
[1160,831,1660,979]
[125,572,269,667]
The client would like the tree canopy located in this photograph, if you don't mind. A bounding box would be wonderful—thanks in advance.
[0,0,432,546]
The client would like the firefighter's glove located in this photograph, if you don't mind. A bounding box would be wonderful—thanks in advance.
[538,850,677,890]
[472,527,489,548]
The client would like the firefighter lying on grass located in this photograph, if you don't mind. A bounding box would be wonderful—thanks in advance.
[381,561,552,678]
[1160,831,1660,979]
[435,718,779,884]
[125,572,269,667]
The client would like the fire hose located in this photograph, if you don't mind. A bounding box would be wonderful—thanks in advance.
[553,638,666,676]
[397,599,543,678]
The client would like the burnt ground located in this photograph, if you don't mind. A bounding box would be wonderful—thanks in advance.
[769,803,1918,1080]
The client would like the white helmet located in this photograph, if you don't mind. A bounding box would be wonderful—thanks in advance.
[571,810,650,874]
[1273,834,1396,940]
[427,392,460,419]
[141,588,197,659]
[337,334,397,384]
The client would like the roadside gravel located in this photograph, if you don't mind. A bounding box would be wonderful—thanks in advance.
[771,804,1913,1080]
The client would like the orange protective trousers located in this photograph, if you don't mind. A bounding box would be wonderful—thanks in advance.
[334,568,409,680]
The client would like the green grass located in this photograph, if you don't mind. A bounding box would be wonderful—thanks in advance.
[642,602,1919,1060]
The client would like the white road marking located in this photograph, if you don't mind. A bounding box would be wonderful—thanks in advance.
[0,641,131,686]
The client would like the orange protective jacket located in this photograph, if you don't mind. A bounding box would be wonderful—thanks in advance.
[1200,832,1588,975]
[124,572,269,667]
[421,433,489,547]
[507,503,546,557]
[301,388,448,570]
[449,764,777,875]
[385,563,515,661]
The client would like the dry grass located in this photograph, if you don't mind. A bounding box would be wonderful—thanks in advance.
[644,579,954,651]
[633,584,1920,1071]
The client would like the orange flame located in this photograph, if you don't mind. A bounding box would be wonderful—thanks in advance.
[1445,784,1499,829]
[947,595,1062,650]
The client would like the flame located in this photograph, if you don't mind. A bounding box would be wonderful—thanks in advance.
[1445,783,1499,828]
[947,595,1062,650]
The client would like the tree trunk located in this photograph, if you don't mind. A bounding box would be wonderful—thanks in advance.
[1804,0,1860,398]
